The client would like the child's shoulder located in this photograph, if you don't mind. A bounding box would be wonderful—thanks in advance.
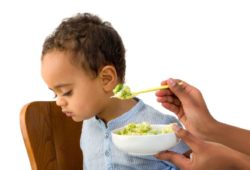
[139,101,178,124]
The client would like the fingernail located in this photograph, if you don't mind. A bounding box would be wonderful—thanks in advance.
[168,78,176,87]
[172,124,181,132]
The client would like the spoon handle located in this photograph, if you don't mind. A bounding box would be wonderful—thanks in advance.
[133,85,169,95]
[133,82,182,95]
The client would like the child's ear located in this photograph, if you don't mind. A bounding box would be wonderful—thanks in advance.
[99,65,117,92]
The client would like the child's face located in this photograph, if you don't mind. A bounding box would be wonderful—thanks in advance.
[41,50,106,122]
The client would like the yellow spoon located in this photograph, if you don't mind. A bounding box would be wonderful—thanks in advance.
[111,82,182,100]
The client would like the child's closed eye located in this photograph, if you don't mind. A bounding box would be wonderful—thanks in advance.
[63,90,72,96]
[53,90,72,99]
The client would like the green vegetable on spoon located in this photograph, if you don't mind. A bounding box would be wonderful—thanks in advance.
[111,82,182,100]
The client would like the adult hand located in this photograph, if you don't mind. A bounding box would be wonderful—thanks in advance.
[156,78,250,155]
[155,125,250,170]
[155,78,216,139]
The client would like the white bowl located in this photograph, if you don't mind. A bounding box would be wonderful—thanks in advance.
[111,124,180,155]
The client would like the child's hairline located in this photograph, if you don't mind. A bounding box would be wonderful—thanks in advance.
[41,48,124,83]
[41,48,98,78]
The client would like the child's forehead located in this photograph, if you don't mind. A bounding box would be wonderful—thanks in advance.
[42,51,79,73]
[43,48,100,79]
[42,52,94,89]
[43,50,78,65]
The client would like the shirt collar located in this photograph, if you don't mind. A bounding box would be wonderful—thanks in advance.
[94,98,145,129]
[107,98,144,129]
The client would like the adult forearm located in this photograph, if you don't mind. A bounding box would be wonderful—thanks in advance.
[207,121,250,155]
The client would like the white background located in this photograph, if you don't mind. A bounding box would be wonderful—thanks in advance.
[0,0,249,169]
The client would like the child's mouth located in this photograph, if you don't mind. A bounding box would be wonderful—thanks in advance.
[65,112,73,117]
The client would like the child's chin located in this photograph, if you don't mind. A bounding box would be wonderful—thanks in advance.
[71,116,83,122]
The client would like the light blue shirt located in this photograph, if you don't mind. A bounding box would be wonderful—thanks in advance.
[80,99,189,170]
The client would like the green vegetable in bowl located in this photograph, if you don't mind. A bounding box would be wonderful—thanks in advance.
[115,122,174,135]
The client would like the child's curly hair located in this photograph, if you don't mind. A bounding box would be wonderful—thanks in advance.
[42,13,126,82]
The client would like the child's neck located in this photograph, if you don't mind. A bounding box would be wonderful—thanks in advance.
[96,98,138,124]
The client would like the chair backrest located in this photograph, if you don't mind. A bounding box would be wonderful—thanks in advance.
[20,101,83,170]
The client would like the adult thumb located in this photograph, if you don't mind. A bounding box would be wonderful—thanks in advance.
[167,78,192,102]
[173,124,200,152]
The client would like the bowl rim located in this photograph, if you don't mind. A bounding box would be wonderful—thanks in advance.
[111,124,176,137]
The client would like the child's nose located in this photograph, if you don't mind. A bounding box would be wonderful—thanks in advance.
[56,97,67,107]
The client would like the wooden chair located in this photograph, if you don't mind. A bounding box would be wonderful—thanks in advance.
[20,101,83,170]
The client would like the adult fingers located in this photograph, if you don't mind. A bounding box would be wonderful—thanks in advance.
[166,78,194,102]
[161,102,180,114]
[157,95,181,106]
[155,88,173,97]
[155,151,190,169]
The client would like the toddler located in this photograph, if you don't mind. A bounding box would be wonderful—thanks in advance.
[41,13,189,170]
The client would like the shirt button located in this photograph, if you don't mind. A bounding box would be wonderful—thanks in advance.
[105,150,110,157]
